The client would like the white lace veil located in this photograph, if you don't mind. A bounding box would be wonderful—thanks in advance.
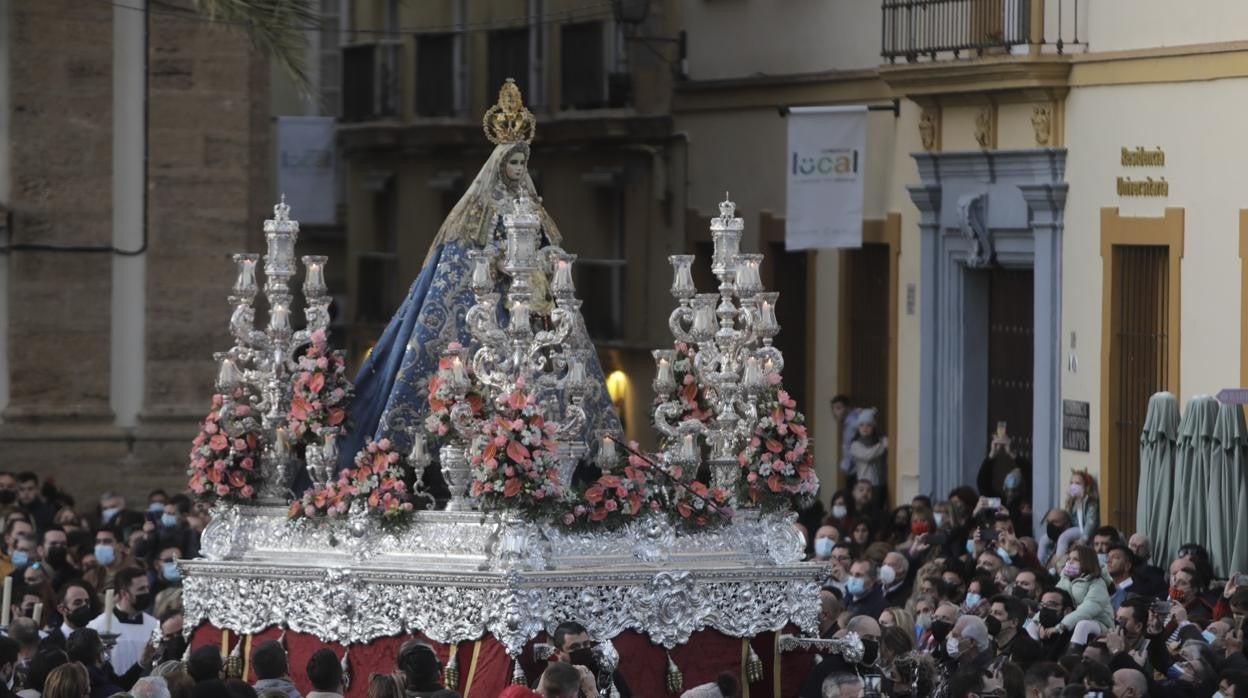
[423,142,562,266]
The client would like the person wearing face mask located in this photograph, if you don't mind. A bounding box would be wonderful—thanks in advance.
[96,493,126,529]
[1062,471,1099,542]
[550,622,631,698]
[37,527,76,591]
[812,525,839,562]
[1169,566,1215,627]
[988,595,1042,670]
[0,521,33,581]
[798,615,882,698]
[1037,509,1080,570]
[881,552,911,605]
[824,491,856,539]
[42,579,97,651]
[1050,546,1113,646]
[1144,637,1219,698]
[946,616,992,674]
[86,569,158,679]
[83,530,130,595]
[152,546,183,597]
[919,601,960,657]
[1029,590,1075,660]
[846,560,886,620]
[5,535,36,578]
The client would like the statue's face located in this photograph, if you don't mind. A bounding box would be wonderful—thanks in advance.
[504,151,527,182]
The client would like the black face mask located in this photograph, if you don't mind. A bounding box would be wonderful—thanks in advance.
[161,634,188,664]
[1012,585,1031,600]
[1046,523,1066,542]
[0,491,16,505]
[929,619,953,642]
[132,593,153,612]
[860,638,879,665]
[67,605,95,629]
[985,615,1002,636]
[46,546,68,568]
[568,648,600,676]
[1038,608,1062,629]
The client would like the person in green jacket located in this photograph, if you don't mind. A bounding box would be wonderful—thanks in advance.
[1046,545,1114,647]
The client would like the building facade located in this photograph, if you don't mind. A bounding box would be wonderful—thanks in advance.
[338,0,688,445]
[678,0,1248,532]
[0,0,273,504]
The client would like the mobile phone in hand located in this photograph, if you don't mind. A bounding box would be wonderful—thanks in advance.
[985,497,1001,510]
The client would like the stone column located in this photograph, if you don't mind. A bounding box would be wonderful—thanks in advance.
[1019,181,1069,532]
[907,181,944,498]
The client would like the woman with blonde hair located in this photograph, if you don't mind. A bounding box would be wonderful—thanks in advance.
[41,662,89,698]
[878,606,914,636]
[366,672,407,698]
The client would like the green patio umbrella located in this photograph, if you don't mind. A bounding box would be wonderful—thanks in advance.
[1167,395,1219,564]
[1208,401,1248,579]
[1138,392,1179,565]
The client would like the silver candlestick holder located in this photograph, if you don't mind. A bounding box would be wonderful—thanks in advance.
[215,197,334,505]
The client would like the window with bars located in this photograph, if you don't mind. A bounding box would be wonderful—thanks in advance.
[415,33,456,117]
[1108,245,1170,532]
[488,28,530,100]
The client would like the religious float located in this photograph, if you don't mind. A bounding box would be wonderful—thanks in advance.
[180,81,839,697]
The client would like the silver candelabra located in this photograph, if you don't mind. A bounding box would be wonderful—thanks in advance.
[652,196,783,503]
[214,197,334,503]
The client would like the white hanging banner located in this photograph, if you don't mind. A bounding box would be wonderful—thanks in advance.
[785,105,867,250]
[276,116,337,226]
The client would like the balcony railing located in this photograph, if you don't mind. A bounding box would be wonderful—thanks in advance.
[882,0,1082,63]
[341,41,403,122]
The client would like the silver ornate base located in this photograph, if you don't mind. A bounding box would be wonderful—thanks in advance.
[182,505,821,655]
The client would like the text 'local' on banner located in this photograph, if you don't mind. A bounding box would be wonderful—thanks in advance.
[785,106,867,250]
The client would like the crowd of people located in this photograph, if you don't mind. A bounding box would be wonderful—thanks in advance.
[6,435,1248,698]
[793,435,1248,698]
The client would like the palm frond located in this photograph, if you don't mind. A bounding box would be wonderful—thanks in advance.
[193,0,320,96]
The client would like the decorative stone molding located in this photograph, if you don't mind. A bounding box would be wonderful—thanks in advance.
[974,106,996,149]
[919,108,939,151]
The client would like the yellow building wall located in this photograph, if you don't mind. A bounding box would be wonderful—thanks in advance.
[1061,78,1248,492]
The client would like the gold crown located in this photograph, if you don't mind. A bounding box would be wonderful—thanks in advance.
[483,78,536,145]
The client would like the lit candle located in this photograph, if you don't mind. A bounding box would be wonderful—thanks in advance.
[217,357,241,388]
[679,433,699,464]
[269,304,290,332]
[32,603,41,626]
[743,356,762,389]
[451,356,468,386]
[305,261,325,291]
[103,589,115,634]
[669,255,696,298]
[510,300,530,333]
[274,428,289,458]
[567,358,586,386]
[409,432,427,461]
[553,258,575,295]
[600,436,617,464]
[233,256,257,295]
[1,577,10,627]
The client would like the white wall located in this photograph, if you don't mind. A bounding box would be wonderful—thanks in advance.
[1086,0,1248,53]
[681,0,881,81]
[1062,79,1248,486]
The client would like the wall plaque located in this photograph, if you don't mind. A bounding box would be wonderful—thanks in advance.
[1062,400,1090,452]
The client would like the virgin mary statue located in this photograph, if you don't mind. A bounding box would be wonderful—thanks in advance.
[335,79,622,480]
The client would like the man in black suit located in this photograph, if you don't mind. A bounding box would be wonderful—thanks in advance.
[845,559,886,620]
[1127,533,1167,599]
[989,595,1042,671]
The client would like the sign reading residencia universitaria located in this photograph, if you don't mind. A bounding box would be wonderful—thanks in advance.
[1116,146,1169,197]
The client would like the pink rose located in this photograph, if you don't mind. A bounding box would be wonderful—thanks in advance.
[377,438,391,451]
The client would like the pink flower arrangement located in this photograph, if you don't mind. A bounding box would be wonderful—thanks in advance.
[560,443,660,529]
[187,389,263,501]
[290,438,416,522]
[670,479,734,529]
[469,380,563,514]
[737,380,818,510]
[653,342,714,425]
[287,330,351,443]
[423,345,484,442]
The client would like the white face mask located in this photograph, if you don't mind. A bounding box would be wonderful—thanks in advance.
[832,505,848,519]
[879,564,897,586]
[934,512,945,527]
[946,635,961,658]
